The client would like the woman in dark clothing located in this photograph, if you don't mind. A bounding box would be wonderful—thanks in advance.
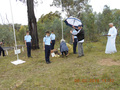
[0,42,5,57]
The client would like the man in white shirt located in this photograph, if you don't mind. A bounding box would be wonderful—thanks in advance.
[105,23,117,54]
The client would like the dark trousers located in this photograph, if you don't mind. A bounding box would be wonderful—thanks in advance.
[26,42,31,57]
[51,40,55,50]
[0,46,5,56]
[45,45,51,62]
[62,51,68,56]
[73,38,78,54]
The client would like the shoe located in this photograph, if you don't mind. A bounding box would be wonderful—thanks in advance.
[48,61,51,63]
[66,54,69,57]
[82,54,84,56]
[77,55,84,58]
[46,62,51,64]
[28,56,32,58]
[77,56,81,58]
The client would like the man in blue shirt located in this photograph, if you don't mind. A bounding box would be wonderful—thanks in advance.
[43,31,51,64]
[72,29,78,54]
[50,31,56,50]
[24,31,32,58]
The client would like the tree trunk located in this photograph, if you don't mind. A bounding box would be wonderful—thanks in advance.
[27,0,39,49]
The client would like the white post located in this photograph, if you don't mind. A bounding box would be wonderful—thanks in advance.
[60,0,64,39]
[9,0,25,65]
[61,17,64,39]
[6,50,8,55]
[9,0,19,60]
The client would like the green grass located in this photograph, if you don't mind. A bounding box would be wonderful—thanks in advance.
[0,37,120,90]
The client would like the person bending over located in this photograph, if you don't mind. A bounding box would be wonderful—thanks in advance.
[60,39,69,57]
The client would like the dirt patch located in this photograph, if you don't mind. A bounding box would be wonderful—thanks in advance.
[98,59,120,66]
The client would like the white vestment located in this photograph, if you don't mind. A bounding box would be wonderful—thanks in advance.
[105,26,117,54]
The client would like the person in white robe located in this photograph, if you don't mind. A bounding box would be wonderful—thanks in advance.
[105,23,117,54]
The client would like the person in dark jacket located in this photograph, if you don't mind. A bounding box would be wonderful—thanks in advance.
[60,39,69,57]
[70,25,84,58]
[0,42,5,57]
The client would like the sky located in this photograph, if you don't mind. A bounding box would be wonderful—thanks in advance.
[0,0,120,25]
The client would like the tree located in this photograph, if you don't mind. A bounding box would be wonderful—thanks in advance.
[37,12,61,42]
[102,5,113,32]
[112,9,120,29]
[0,24,14,46]
[51,0,89,17]
[80,5,99,42]
[17,0,39,49]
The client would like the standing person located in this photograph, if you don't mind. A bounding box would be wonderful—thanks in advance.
[72,29,78,54]
[50,31,56,50]
[70,25,84,58]
[105,23,117,54]
[24,31,32,58]
[0,42,5,57]
[60,39,69,57]
[43,31,51,64]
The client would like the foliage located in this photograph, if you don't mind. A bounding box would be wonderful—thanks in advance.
[52,0,89,17]
[80,5,99,41]
[17,25,28,42]
[0,24,14,46]
[96,5,113,33]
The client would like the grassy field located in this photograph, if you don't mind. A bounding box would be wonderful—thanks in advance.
[0,37,120,90]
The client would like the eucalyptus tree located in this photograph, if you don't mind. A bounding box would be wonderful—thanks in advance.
[17,0,39,49]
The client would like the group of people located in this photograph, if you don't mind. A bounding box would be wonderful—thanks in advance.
[24,23,118,64]
[24,24,85,64]
[0,23,118,64]
[42,24,85,64]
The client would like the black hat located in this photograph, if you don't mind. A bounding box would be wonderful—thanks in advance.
[46,31,50,34]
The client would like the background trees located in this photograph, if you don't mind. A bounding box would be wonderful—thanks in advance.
[1,4,120,46]
[0,24,14,46]
[51,0,89,17]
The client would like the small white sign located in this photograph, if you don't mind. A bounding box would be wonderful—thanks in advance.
[14,49,21,54]
[51,53,55,57]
